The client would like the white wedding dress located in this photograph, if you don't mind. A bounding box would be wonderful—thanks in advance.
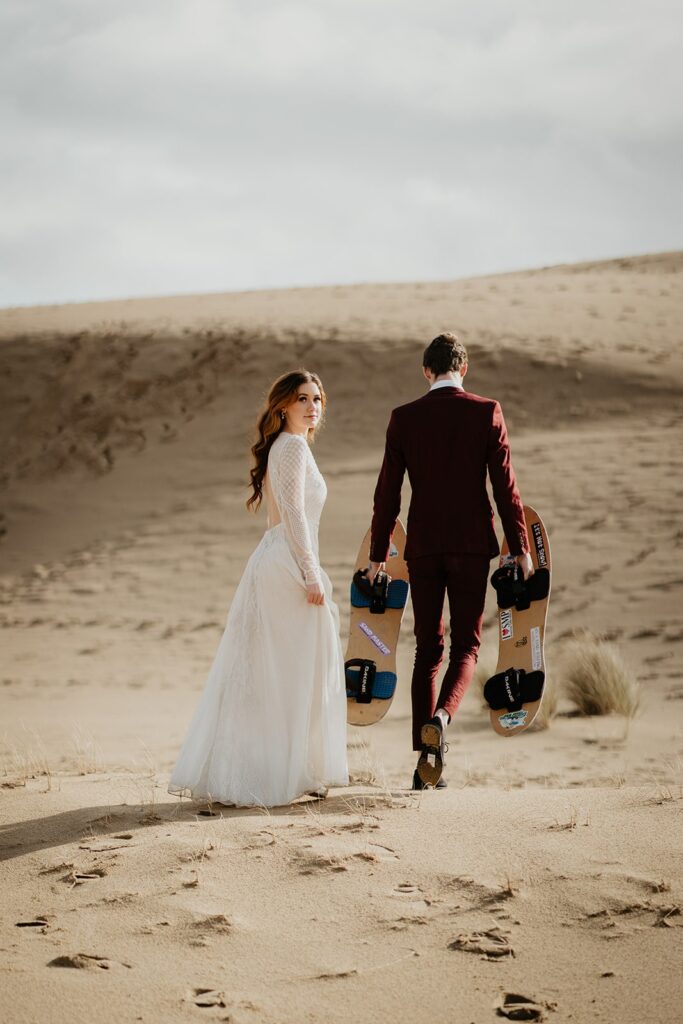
[168,431,348,807]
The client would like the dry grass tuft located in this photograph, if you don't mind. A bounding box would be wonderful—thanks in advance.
[560,633,640,719]
[2,726,53,789]
[70,725,102,774]
[347,739,383,788]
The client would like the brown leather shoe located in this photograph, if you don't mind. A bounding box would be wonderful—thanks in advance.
[412,769,447,790]
[416,716,447,787]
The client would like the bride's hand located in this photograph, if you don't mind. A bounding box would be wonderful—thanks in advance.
[306,581,325,605]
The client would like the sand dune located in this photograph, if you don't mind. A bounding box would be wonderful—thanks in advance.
[1,253,682,1023]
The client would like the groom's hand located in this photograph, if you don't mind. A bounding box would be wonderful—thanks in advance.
[366,561,385,584]
[515,552,534,580]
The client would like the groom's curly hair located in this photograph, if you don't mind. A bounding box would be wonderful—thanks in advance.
[423,332,468,375]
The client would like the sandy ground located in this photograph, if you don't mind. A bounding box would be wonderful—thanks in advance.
[1,253,682,1023]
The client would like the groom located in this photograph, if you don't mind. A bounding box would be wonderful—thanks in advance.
[367,333,533,789]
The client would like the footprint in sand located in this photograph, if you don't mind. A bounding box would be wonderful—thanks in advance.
[583,515,611,531]
[47,952,132,971]
[449,926,515,960]
[645,577,683,593]
[186,990,267,1020]
[581,564,610,585]
[78,837,134,852]
[654,905,681,928]
[296,850,350,874]
[388,909,431,930]
[630,627,660,640]
[38,860,75,876]
[15,917,50,932]
[625,546,656,567]
[186,913,234,946]
[188,988,227,1008]
[194,913,233,932]
[582,899,680,936]
[494,991,551,1020]
[62,865,109,887]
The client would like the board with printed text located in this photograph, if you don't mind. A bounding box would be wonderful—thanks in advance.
[484,505,552,736]
[345,520,409,727]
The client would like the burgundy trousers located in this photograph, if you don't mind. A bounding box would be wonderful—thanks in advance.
[407,552,491,750]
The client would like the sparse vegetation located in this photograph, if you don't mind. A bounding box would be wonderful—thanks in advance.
[71,726,102,774]
[560,633,640,719]
[549,804,590,831]
[2,727,53,789]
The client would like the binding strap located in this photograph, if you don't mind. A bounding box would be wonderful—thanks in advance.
[350,577,409,611]
[352,570,389,614]
[484,667,545,712]
[491,565,550,612]
[345,660,397,703]
[345,658,376,703]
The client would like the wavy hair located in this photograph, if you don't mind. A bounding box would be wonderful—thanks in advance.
[246,369,326,512]
[423,332,468,375]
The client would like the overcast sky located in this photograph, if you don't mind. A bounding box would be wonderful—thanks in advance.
[1,0,681,307]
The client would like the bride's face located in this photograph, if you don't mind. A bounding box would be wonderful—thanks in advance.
[284,383,323,434]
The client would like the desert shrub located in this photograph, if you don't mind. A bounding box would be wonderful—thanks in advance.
[559,633,640,718]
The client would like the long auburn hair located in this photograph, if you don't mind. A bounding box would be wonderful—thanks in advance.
[246,369,326,512]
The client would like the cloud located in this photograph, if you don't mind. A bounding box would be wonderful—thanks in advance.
[1,0,681,305]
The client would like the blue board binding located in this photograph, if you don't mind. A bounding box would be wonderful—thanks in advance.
[350,578,409,612]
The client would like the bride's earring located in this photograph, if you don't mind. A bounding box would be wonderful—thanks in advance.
[280,411,285,420]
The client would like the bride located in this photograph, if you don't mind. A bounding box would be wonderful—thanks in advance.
[168,369,349,808]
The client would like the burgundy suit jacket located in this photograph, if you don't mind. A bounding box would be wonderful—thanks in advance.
[370,387,529,563]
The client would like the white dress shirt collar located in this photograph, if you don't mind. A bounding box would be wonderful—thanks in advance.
[429,375,464,391]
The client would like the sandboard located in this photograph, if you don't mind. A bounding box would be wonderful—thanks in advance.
[484,505,551,736]
[345,520,409,726]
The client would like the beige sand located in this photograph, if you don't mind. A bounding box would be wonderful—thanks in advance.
[1,253,682,1023]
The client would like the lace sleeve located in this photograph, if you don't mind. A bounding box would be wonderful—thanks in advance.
[276,436,322,587]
